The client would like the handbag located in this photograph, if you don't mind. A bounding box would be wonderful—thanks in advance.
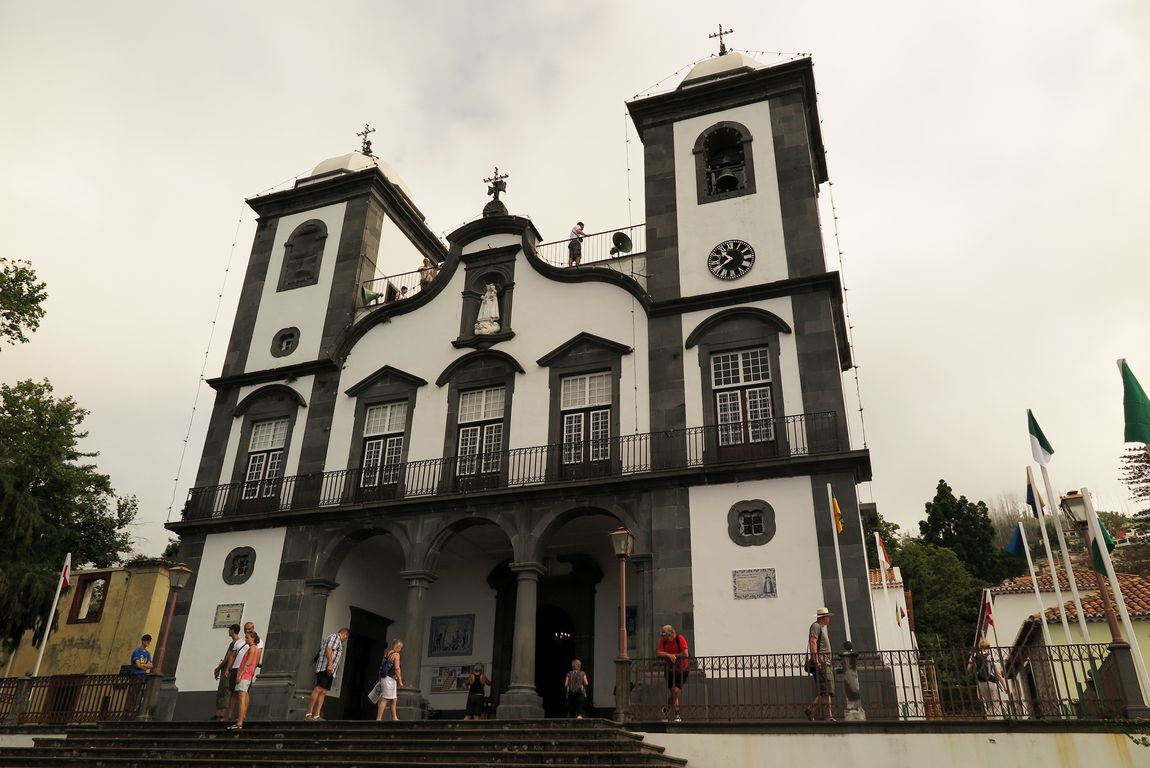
[367,680,384,704]
[804,657,818,675]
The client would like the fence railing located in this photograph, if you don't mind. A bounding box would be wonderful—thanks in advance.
[0,674,148,725]
[535,223,646,269]
[361,264,442,306]
[628,644,1123,722]
[184,412,839,520]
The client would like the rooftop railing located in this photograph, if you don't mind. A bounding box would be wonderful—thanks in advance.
[183,412,839,520]
[534,223,646,270]
[628,643,1124,722]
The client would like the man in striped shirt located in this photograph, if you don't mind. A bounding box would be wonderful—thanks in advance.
[305,628,349,721]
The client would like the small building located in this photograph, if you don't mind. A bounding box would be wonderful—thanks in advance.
[3,561,171,677]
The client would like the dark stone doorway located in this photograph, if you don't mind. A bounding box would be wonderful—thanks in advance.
[535,602,576,717]
[339,606,393,720]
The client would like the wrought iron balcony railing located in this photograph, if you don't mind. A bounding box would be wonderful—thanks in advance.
[183,412,839,520]
[534,223,646,269]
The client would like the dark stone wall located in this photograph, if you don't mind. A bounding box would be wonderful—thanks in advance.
[791,291,849,447]
[222,217,279,378]
[642,123,681,303]
[770,91,827,280]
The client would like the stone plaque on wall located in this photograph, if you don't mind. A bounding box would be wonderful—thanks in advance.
[732,568,777,600]
[213,603,245,628]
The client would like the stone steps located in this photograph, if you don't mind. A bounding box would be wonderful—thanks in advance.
[0,719,688,768]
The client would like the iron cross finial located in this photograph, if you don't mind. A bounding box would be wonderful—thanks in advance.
[356,124,377,157]
[484,167,509,201]
[708,24,734,56]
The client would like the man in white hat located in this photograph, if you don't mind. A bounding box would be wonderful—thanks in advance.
[805,607,835,721]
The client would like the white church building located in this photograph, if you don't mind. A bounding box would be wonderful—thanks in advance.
[162,50,875,721]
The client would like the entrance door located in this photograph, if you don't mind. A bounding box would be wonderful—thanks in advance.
[340,606,393,720]
[535,604,577,717]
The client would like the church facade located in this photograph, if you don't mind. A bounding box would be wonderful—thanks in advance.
[163,52,874,720]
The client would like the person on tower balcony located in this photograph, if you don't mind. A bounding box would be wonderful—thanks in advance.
[568,221,588,266]
[418,257,439,290]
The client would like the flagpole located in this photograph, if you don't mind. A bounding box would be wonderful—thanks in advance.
[860,522,878,651]
[1028,466,1072,640]
[1082,487,1150,698]
[1038,464,1091,643]
[1017,524,1054,646]
[826,484,852,643]
[32,553,70,677]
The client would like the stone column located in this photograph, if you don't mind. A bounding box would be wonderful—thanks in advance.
[396,570,436,721]
[497,561,545,719]
[285,577,338,719]
[632,554,654,657]
[840,642,866,721]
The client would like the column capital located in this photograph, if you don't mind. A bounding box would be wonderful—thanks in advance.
[509,561,546,578]
[399,569,438,588]
[304,577,339,594]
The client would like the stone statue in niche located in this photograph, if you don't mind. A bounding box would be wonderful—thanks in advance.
[474,283,501,335]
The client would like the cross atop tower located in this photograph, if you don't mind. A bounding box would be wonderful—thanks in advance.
[708,24,734,56]
[484,167,509,202]
[356,124,377,157]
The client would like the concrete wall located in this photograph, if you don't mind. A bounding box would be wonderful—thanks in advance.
[639,728,1146,768]
[5,565,169,676]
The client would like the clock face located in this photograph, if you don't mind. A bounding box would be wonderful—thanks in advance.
[707,239,756,280]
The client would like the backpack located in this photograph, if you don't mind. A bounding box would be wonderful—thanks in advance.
[380,651,397,679]
[566,670,586,696]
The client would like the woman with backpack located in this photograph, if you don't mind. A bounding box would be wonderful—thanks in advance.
[564,659,589,719]
[375,640,404,721]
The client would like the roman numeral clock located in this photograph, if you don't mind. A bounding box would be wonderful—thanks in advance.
[706,239,755,280]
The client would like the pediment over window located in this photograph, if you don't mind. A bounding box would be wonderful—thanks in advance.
[436,349,525,387]
[536,332,633,368]
[685,307,792,349]
[345,365,429,397]
[234,384,308,416]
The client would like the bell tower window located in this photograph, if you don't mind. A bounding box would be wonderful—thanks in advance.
[693,121,757,204]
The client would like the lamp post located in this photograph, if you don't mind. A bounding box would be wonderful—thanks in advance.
[154,563,194,675]
[1059,492,1124,643]
[609,527,635,722]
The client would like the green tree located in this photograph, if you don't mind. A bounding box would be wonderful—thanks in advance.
[861,504,902,567]
[919,479,1021,583]
[1119,446,1150,516]
[0,379,136,650]
[0,258,47,347]
[894,540,985,648]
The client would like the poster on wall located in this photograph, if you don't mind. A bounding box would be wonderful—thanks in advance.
[429,665,474,693]
[213,603,245,628]
[732,568,777,600]
[427,614,475,657]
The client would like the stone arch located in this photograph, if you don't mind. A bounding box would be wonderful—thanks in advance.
[684,306,792,349]
[310,519,415,583]
[421,511,520,573]
[530,503,647,559]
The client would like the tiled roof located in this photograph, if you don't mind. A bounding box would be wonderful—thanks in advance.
[1035,572,1150,623]
[991,565,1097,595]
[868,568,903,588]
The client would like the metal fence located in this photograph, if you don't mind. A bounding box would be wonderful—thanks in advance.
[184,412,839,520]
[0,674,147,725]
[534,223,646,269]
[629,644,1122,722]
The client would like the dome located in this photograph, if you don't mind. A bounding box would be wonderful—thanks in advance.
[300,152,416,200]
[678,52,763,89]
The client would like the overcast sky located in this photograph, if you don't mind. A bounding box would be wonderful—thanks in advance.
[2,1,1148,558]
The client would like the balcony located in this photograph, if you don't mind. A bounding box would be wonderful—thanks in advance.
[183,412,840,521]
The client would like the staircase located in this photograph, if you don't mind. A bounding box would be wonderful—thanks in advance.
[0,719,688,768]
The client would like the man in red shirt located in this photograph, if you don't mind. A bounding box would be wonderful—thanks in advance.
[657,624,689,721]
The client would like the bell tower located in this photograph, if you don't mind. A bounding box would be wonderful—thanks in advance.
[626,53,828,302]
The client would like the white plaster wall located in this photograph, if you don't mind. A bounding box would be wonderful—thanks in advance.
[215,378,314,486]
[462,232,522,255]
[639,730,1142,768]
[871,569,916,652]
[990,590,1082,647]
[672,102,789,297]
[246,203,347,371]
[680,297,801,430]
[326,249,649,470]
[689,479,825,656]
[173,527,287,692]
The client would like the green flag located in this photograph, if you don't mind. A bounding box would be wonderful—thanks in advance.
[1092,519,1117,573]
[1119,359,1150,444]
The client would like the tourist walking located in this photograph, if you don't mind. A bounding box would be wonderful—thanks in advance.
[212,624,240,720]
[805,607,835,721]
[375,640,404,721]
[564,659,589,719]
[464,663,491,720]
[229,631,261,730]
[970,639,1008,719]
[305,627,349,721]
[657,625,689,721]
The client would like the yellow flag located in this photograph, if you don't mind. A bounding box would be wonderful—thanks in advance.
[832,496,844,534]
